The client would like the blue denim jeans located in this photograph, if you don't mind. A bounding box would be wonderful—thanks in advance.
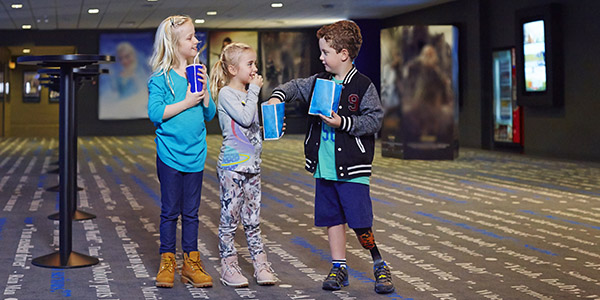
[157,156,203,254]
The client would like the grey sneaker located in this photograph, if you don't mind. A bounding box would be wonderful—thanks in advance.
[374,261,395,294]
[322,265,349,290]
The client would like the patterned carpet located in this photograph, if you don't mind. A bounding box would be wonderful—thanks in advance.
[0,135,599,300]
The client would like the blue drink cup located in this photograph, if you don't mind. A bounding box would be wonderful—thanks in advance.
[185,64,203,93]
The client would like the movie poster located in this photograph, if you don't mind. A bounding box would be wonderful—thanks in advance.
[260,31,311,116]
[99,32,153,120]
[195,31,208,66]
[208,31,258,72]
[23,71,41,103]
[380,25,459,159]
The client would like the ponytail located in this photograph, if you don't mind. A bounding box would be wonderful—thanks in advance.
[209,59,228,102]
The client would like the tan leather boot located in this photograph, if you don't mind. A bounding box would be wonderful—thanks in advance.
[220,255,249,287]
[156,252,176,288]
[181,251,213,287]
[253,252,277,285]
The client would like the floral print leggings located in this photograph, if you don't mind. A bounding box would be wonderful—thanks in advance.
[217,168,264,259]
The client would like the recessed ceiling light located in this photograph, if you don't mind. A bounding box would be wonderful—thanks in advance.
[195,19,205,24]
[22,24,32,29]
[88,8,99,14]
[11,3,23,9]
[271,3,283,8]
[206,11,217,16]
[147,0,158,2]
[22,48,31,54]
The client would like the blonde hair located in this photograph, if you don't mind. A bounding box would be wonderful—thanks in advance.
[209,42,253,100]
[149,15,193,94]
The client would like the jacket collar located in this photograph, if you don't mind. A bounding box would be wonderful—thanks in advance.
[327,65,358,86]
[342,65,358,85]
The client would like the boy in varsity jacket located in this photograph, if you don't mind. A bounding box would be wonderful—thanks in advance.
[267,20,395,295]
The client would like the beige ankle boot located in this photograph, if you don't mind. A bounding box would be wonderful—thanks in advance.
[220,255,249,287]
[253,252,277,285]
[156,252,176,288]
[181,251,213,288]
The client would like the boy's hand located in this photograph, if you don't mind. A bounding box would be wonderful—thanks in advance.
[267,97,283,105]
[320,111,341,128]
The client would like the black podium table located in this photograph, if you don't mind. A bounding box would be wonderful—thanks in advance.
[17,55,114,269]
[38,68,108,219]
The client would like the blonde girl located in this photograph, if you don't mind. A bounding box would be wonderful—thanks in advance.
[147,15,215,289]
[209,42,277,287]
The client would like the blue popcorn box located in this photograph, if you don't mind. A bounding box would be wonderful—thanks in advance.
[261,102,285,140]
[309,78,342,117]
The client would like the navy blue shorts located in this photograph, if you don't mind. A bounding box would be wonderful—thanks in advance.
[314,179,373,228]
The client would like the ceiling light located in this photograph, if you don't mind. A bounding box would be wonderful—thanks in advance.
[206,11,217,16]
[147,0,158,2]
[195,19,205,24]
[23,48,31,54]
[22,24,32,29]
[11,4,23,9]
[88,8,99,14]
[271,3,283,8]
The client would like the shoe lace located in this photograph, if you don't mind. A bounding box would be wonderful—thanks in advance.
[326,267,345,283]
[226,259,243,276]
[374,265,391,283]
[187,256,206,274]
[159,256,175,273]
[254,261,274,277]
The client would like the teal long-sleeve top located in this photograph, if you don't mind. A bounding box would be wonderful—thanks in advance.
[148,69,216,172]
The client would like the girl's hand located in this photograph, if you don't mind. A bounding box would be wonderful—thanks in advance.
[198,65,210,107]
[282,117,287,132]
[250,74,263,88]
[320,111,341,128]
[198,65,208,90]
[184,83,204,108]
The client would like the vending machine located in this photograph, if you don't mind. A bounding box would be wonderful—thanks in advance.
[492,48,523,148]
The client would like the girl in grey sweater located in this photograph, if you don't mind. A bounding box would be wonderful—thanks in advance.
[209,42,276,288]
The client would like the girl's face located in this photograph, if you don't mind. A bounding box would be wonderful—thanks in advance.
[318,37,345,74]
[176,21,199,61]
[118,48,136,69]
[232,50,258,84]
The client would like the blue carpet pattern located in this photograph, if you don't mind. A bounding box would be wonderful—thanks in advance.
[0,135,599,300]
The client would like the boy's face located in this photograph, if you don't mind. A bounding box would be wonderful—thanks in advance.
[319,38,347,75]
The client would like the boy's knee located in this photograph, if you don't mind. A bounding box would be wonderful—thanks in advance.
[354,228,375,250]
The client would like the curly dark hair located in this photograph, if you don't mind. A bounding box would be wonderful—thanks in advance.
[317,20,362,59]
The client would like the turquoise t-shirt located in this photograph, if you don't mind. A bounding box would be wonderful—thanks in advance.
[147,69,217,172]
[314,77,369,185]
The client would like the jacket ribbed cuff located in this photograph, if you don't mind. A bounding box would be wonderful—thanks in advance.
[340,116,353,132]
[271,90,286,102]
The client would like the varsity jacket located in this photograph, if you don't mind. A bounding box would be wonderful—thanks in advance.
[270,66,383,179]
